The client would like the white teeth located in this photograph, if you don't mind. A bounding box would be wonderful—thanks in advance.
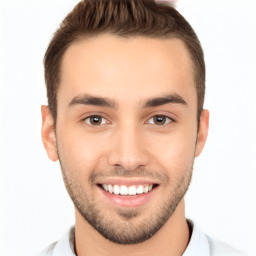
[113,185,120,195]
[143,185,149,193]
[137,185,144,194]
[120,185,128,195]
[103,184,108,191]
[128,185,137,195]
[101,184,155,196]
[108,184,113,193]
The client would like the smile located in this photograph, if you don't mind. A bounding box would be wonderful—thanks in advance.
[97,179,160,207]
[101,184,154,196]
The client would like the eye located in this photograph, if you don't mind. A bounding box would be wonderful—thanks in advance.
[84,115,108,126]
[147,115,173,126]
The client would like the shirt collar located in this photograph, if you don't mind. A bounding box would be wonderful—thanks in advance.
[52,227,76,256]
[183,219,210,256]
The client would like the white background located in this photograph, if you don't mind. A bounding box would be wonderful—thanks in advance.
[0,0,256,255]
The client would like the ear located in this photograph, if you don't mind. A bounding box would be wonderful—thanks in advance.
[41,105,58,162]
[195,109,209,157]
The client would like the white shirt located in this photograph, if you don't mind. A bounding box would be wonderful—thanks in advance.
[36,221,251,256]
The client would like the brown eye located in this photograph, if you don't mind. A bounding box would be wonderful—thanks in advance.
[153,115,166,125]
[148,115,172,126]
[85,115,107,126]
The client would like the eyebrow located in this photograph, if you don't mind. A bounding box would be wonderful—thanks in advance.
[141,94,187,108]
[69,94,117,109]
[68,93,187,109]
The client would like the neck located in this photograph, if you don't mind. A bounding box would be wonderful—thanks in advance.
[74,199,190,256]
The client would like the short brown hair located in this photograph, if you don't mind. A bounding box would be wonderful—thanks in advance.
[44,0,205,122]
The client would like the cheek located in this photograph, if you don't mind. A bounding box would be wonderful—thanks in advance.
[147,128,197,172]
[56,125,109,175]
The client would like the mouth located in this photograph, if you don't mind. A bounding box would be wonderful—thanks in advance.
[99,184,157,196]
[97,181,159,207]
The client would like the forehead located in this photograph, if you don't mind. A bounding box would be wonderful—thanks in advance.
[59,34,196,107]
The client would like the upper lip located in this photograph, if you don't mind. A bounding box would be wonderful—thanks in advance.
[96,177,160,186]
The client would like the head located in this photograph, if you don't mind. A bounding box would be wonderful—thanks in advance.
[42,0,209,245]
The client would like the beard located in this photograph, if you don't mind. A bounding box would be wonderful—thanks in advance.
[59,156,193,245]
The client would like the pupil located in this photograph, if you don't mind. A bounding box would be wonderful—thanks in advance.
[91,116,101,124]
[154,115,165,125]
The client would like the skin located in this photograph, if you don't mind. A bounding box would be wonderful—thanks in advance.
[41,34,209,256]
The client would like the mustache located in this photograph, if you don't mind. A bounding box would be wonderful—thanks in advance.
[89,167,169,184]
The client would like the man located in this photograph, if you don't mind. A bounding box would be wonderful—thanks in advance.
[39,0,249,255]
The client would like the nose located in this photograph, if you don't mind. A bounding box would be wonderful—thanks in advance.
[107,125,149,171]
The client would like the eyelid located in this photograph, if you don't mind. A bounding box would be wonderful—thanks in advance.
[82,113,111,126]
[145,114,175,126]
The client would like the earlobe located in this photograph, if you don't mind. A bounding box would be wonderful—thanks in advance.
[41,105,59,162]
[195,109,209,157]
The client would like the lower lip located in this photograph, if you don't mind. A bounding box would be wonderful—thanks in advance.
[98,186,158,207]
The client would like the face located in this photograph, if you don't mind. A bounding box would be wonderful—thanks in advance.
[42,34,209,244]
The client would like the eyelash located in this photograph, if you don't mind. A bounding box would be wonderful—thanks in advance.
[84,115,109,126]
[146,115,174,126]
[83,114,175,127]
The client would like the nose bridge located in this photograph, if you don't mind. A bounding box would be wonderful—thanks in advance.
[108,121,148,170]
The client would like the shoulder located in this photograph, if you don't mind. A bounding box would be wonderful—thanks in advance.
[206,235,252,256]
[34,226,76,256]
[35,242,57,256]
[185,219,253,256]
